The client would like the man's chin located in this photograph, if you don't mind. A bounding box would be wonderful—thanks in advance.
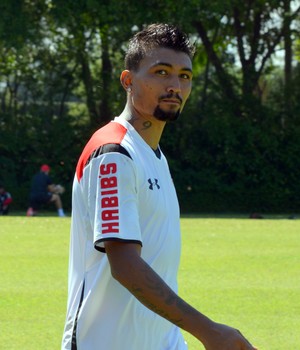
[153,107,181,122]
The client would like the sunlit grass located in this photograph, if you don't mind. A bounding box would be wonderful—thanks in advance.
[0,216,69,350]
[0,215,299,349]
[179,216,300,349]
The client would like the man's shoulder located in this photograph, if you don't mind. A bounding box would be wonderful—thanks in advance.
[35,172,48,180]
[87,121,128,154]
[76,121,129,181]
[92,121,128,144]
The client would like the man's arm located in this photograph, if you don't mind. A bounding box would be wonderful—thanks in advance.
[48,184,56,193]
[105,241,257,350]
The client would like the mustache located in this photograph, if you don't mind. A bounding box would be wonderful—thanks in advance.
[159,93,182,104]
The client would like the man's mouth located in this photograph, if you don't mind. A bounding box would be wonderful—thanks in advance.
[159,94,182,106]
[161,99,181,105]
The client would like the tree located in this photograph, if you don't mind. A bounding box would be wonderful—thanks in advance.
[174,0,300,119]
[1,0,300,212]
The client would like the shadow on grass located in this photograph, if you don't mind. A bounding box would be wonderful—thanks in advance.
[5,211,298,220]
[3,210,69,218]
[180,212,299,220]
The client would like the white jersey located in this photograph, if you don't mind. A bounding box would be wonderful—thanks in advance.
[62,117,187,350]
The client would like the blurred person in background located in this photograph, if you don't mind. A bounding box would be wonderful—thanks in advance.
[27,164,66,217]
[0,184,13,215]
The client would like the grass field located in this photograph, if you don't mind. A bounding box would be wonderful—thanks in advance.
[0,214,299,349]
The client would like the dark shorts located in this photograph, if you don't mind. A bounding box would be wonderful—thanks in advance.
[30,193,52,209]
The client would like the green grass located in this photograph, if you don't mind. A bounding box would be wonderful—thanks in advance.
[0,215,299,349]
[179,216,300,349]
[0,216,70,350]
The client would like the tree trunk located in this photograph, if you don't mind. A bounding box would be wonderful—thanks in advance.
[194,20,237,104]
[79,50,100,128]
[283,0,292,121]
[99,26,113,126]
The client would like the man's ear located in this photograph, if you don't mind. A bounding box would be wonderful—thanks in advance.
[120,70,132,92]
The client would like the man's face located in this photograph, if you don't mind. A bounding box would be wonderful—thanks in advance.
[130,47,193,122]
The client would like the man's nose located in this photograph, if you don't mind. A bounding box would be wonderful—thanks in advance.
[166,77,181,93]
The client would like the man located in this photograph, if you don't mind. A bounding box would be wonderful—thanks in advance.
[0,184,13,215]
[27,164,66,217]
[62,24,257,350]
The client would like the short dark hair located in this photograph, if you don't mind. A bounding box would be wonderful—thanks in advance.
[125,23,195,71]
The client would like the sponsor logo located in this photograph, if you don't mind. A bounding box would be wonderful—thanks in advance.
[99,163,119,234]
[148,178,160,190]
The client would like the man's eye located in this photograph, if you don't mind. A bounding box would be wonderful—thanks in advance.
[181,73,192,80]
[156,70,167,75]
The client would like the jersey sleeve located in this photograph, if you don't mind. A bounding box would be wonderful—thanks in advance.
[87,152,142,252]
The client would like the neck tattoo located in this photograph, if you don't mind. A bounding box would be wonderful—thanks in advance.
[127,116,152,131]
[142,121,152,130]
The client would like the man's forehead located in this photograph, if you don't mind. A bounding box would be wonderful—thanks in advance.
[142,47,192,69]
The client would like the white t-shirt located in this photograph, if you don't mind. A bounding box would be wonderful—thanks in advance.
[62,117,187,350]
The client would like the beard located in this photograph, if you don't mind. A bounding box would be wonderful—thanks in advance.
[153,105,181,122]
[153,92,183,122]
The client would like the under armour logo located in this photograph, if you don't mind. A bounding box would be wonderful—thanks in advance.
[148,178,160,190]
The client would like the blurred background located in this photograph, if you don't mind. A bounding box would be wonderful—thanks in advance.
[1,0,300,214]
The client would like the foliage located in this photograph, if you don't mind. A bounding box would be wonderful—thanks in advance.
[0,0,300,213]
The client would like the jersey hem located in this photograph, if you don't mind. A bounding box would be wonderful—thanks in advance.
[94,238,143,253]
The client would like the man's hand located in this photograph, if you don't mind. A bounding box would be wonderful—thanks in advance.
[48,184,65,194]
[54,184,65,194]
[201,322,258,350]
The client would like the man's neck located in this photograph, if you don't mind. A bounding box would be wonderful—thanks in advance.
[119,106,166,150]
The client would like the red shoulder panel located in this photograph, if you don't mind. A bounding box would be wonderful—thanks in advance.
[76,122,127,181]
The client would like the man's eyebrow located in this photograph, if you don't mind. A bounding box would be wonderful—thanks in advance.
[151,62,193,73]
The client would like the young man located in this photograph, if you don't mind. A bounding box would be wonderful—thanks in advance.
[27,164,66,217]
[62,24,257,350]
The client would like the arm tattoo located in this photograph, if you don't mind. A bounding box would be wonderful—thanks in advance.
[128,268,190,328]
[132,284,184,327]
